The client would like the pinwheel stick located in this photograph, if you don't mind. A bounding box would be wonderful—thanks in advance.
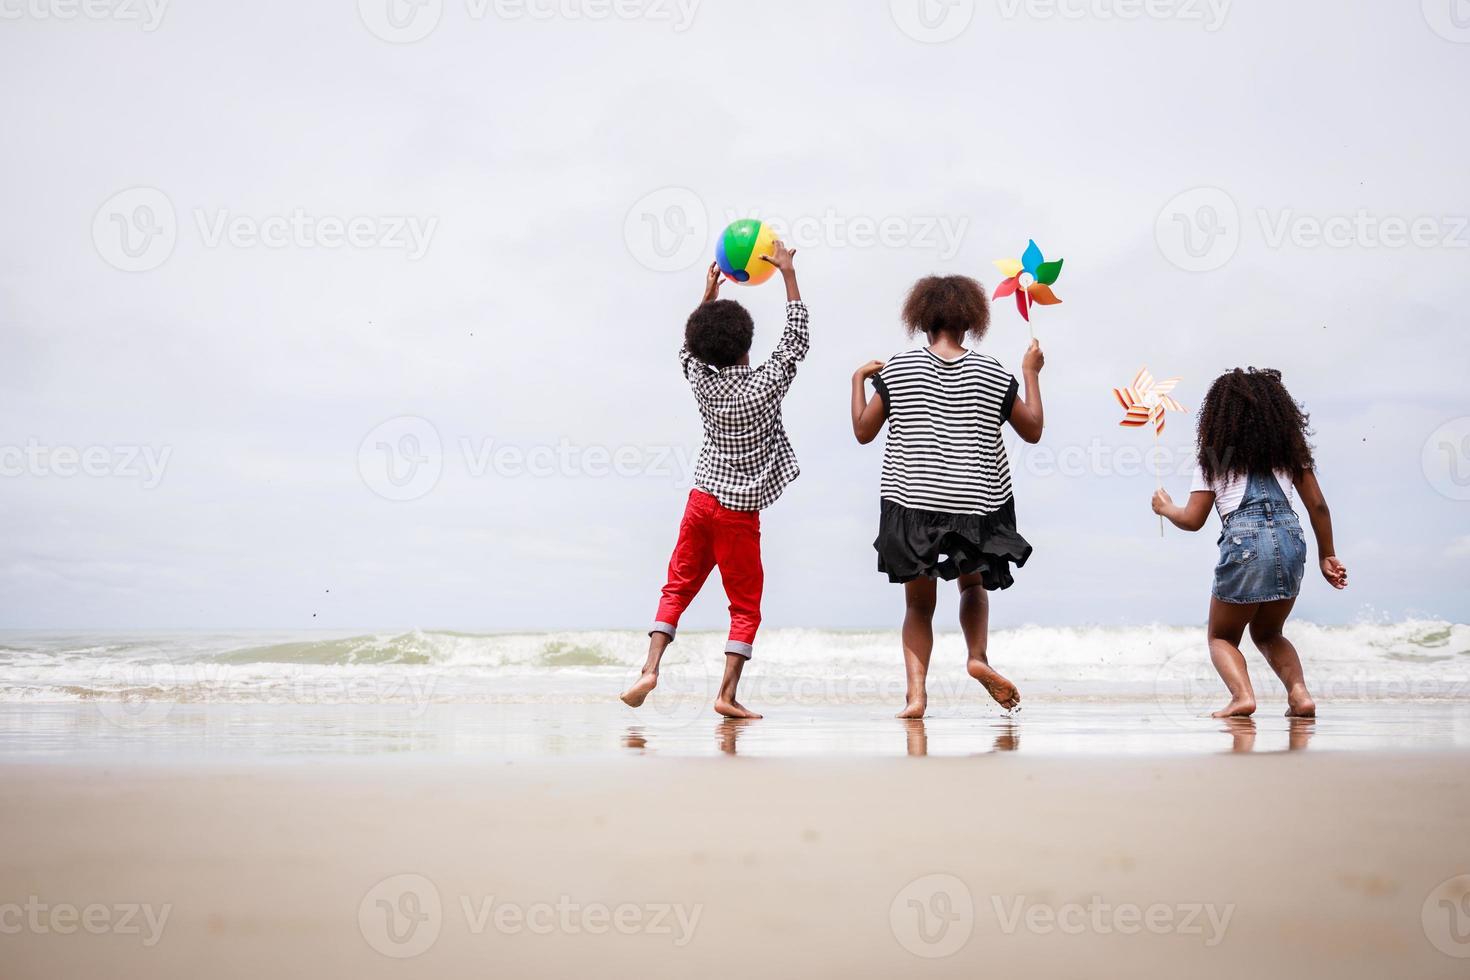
[1154,426,1164,538]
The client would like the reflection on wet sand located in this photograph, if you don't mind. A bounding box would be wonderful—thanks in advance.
[1222,716,1316,753]
[992,721,1021,752]
[900,719,1021,756]
[902,719,927,756]
[717,718,756,755]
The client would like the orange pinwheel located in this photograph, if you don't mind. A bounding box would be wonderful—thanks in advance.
[1114,368,1186,435]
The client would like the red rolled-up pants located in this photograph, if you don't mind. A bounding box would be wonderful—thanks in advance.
[651,489,763,658]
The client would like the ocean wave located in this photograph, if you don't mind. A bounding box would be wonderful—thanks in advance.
[0,622,1465,704]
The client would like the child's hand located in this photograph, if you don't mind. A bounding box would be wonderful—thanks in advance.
[853,360,885,381]
[1151,489,1173,515]
[1321,556,1348,590]
[702,262,724,303]
[1022,339,1044,375]
[759,240,797,275]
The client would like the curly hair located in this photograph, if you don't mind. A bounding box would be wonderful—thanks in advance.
[685,300,754,369]
[901,275,990,342]
[1196,367,1315,484]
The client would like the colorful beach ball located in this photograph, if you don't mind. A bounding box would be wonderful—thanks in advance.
[715,219,779,286]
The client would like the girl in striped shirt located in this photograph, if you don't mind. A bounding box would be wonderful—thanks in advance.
[851,276,1045,719]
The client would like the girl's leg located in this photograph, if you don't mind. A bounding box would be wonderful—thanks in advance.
[1207,597,1259,717]
[958,572,1020,711]
[1248,598,1316,717]
[898,578,937,718]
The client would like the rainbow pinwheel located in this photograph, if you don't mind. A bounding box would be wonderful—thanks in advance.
[993,239,1064,323]
[1114,367,1186,435]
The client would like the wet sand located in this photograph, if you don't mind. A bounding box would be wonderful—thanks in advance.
[3,752,1469,979]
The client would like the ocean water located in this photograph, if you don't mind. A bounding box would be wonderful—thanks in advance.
[0,623,1467,760]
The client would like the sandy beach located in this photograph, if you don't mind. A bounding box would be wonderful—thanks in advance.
[3,751,1469,979]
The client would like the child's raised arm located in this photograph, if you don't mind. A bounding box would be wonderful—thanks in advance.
[1153,489,1215,532]
[700,261,723,305]
[851,361,886,444]
[746,243,809,397]
[1295,469,1348,589]
[1007,340,1045,444]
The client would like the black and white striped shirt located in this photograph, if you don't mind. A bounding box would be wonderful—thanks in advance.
[872,347,1019,515]
[679,301,810,512]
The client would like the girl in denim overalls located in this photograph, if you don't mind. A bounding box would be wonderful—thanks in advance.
[1152,368,1349,719]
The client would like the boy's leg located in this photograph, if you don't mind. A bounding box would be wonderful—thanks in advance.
[899,577,937,718]
[1248,597,1315,717]
[621,496,716,708]
[714,654,761,720]
[711,510,763,718]
[1207,597,1259,717]
[958,572,1020,711]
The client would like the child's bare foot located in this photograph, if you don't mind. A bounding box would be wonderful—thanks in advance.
[897,698,927,719]
[1285,686,1316,718]
[620,671,658,708]
[1211,697,1256,718]
[713,698,763,719]
[967,659,1021,710]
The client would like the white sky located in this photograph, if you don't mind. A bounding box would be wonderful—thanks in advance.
[2,0,1468,630]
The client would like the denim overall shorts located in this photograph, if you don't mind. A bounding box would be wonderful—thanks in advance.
[1214,471,1307,604]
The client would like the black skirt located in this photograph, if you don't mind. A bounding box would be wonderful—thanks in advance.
[874,498,1032,589]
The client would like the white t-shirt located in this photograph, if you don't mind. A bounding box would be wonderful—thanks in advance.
[1190,467,1296,518]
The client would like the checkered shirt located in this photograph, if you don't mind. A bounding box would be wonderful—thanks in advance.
[678,300,810,512]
